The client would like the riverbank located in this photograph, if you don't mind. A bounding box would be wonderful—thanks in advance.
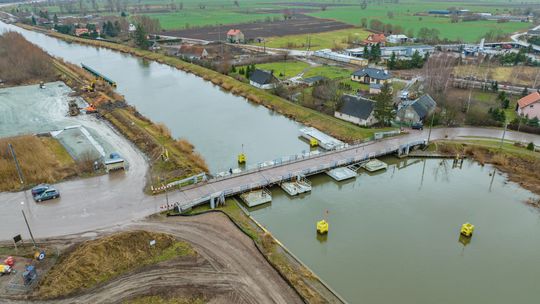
[175,199,344,304]
[430,139,540,202]
[17,23,389,142]
[52,58,208,190]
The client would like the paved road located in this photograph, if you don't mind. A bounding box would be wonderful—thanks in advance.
[1,127,539,241]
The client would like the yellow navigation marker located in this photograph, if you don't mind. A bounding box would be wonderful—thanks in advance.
[317,220,329,234]
[237,153,246,164]
[460,223,474,237]
[310,138,318,147]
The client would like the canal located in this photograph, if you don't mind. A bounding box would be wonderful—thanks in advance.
[2,22,539,304]
[251,157,540,303]
[0,21,310,173]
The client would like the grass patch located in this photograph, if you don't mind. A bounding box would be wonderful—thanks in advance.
[454,65,539,87]
[37,231,196,299]
[0,135,78,191]
[26,24,390,142]
[254,27,370,50]
[243,61,310,79]
[303,65,353,79]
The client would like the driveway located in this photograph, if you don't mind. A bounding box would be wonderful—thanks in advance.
[0,127,539,241]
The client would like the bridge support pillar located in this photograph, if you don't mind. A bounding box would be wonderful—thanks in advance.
[210,196,215,209]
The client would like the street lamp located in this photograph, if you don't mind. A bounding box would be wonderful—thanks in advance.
[20,202,37,248]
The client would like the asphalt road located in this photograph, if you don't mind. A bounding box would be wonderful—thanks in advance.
[0,127,539,241]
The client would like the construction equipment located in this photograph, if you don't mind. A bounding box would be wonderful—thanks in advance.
[84,103,97,114]
[68,99,80,116]
[0,264,12,276]
[22,265,37,285]
[82,81,96,92]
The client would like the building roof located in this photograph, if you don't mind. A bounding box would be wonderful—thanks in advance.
[338,94,375,120]
[408,94,437,119]
[250,69,278,85]
[227,29,242,36]
[388,34,408,39]
[518,92,540,109]
[178,44,207,57]
[301,75,326,84]
[352,68,392,80]
[364,33,386,44]
[369,83,382,89]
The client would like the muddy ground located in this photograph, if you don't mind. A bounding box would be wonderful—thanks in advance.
[1,213,303,304]
[161,14,352,41]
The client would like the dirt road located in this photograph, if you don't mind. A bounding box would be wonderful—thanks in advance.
[3,213,303,304]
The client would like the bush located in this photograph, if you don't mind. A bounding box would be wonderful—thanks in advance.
[527,142,535,151]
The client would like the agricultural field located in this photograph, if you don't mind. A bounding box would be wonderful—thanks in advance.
[254,27,370,50]
[453,65,540,87]
[160,14,352,40]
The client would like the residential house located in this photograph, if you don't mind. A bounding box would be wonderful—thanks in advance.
[363,33,386,46]
[351,68,392,85]
[387,34,409,44]
[249,69,279,89]
[174,44,209,60]
[396,94,437,124]
[227,29,245,43]
[74,28,89,36]
[335,94,378,127]
[299,76,326,86]
[516,91,540,119]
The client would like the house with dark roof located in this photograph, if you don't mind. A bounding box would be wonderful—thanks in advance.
[335,94,378,127]
[299,75,326,86]
[516,91,540,119]
[249,69,279,89]
[351,68,392,85]
[396,94,437,124]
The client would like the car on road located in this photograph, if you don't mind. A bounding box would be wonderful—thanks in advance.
[34,187,60,202]
[0,264,11,276]
[31,184,50,197]
[411,123,424,130]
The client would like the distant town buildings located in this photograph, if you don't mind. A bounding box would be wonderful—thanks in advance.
[351,68,392,85]
[335,94,377,127]
[227,29,245,43]
[517,92,540,120]
[249,69,279,89]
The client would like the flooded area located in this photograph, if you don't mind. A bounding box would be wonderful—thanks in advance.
[0,22,311,172]
[251,158,540,303]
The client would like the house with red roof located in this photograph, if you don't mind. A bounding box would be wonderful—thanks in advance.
[227,29,244,43]
[363,33,386,46]
[516,91,540,119]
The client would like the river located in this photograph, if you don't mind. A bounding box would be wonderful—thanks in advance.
[251,157,540,303]
[0,21,310,173]
[1,22,540,304]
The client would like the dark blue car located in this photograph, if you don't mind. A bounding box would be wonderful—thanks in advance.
[31,184,50,197]
[34,187,60,202]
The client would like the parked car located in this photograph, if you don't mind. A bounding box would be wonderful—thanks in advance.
[31,184,50,197]
[0,264,11,276]
[411,122,424,130]
[34,187,60,202]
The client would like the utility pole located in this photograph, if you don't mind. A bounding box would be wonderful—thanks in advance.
[21,204,37,248]
[8,143,24,186]
[499,122,508,150]
[427,112,435,145]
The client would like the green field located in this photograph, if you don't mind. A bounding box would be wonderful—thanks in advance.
[255,28,371,50]
[248,61,311,79]
[7,0,533,41]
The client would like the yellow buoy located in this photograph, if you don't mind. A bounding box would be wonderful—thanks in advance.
[237,153,246,164]
[460,222,474,237]
[316,220,329,234]
[309,138,318,147]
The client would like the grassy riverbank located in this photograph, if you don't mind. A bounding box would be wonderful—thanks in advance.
[431,139,540,201]
[19,24,389,142]
[53,58,208,190]
[177,199,340,303]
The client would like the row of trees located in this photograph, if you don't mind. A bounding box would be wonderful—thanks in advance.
[387,50,427,70]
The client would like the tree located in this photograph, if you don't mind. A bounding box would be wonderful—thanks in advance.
[411,50,423,68]
[370,43,381,62]
[373,82,394,126]
[387,51,397,70]
[497,91,509,109]
[363,45,369,59]
[31,16,36,25]
[521,87,529,97]
[491,81,498,92]
[134,24,149,49]
[360,17,367,28]
[53,13,58,24]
